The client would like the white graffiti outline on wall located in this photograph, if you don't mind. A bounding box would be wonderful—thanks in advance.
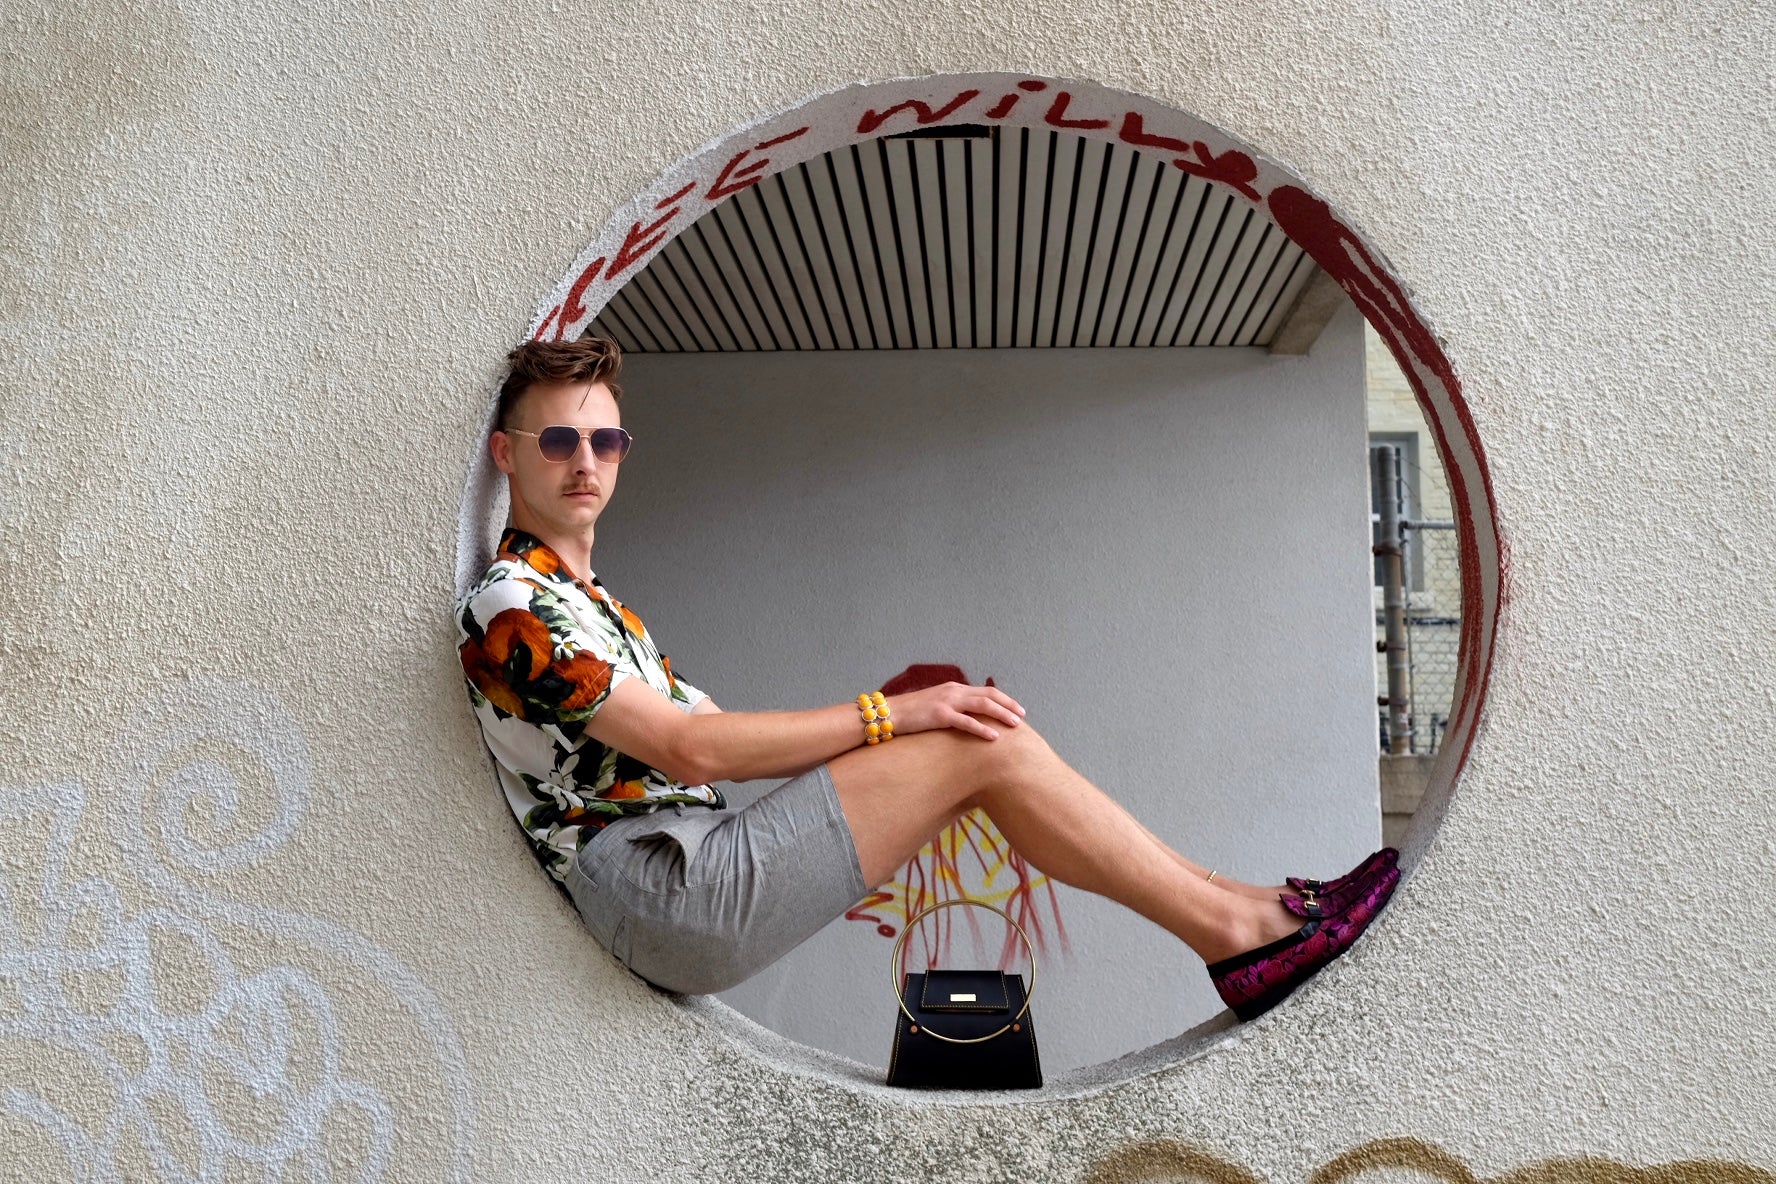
[0,677,476,1182]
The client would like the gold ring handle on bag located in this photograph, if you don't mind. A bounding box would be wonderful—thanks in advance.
[889,899,1037,1045]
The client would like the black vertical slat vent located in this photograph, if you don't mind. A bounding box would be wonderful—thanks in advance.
[587,128,1319,351]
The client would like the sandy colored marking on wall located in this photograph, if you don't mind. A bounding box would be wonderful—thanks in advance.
[1310,1137,1776,1183]
[1083,1140,1265,1184]
[1081,1139,1776,1184]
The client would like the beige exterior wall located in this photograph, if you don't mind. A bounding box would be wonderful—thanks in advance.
[4,3,1774,1182]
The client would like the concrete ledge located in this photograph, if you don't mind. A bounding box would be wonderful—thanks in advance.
[1381,754,1435,815]
[682,992,1249,1102]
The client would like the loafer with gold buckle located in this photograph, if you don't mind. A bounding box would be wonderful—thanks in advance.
[1286,847,1397,916]
[1208,864,1400,1021]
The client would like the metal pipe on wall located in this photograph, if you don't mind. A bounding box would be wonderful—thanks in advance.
[1375,444,1412,753]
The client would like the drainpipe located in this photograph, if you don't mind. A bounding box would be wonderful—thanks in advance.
[1374,445,1412,754]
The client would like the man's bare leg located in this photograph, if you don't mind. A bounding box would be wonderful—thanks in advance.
[1109,802,1300,902]
[824,718,1302,966]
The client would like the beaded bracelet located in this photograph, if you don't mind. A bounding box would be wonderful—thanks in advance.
[856,690,894,745]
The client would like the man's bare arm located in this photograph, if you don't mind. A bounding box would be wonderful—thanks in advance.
[586,677,1025,785]
[585,679,865,784]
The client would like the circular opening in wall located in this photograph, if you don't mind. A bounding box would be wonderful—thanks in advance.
[455,73,1501,1090]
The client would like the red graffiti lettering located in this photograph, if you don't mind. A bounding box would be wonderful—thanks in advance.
[1043,91,1110,130]
[705,152,770,200]
[704,126,811,201]
[534,304,562,341]
[1172,142,1260,201]
[984,79,1049,120]
[656,181,696,209]
[558,255,608,326]
[607,207,682,281]
[1117,111,1191,154]
[855,90,981,136]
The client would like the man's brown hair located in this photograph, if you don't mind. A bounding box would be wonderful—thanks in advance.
[496,336,624,431]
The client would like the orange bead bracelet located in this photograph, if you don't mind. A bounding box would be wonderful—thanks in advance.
[857,690,894,744]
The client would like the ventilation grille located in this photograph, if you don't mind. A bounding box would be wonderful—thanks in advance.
[590,128,1317,352]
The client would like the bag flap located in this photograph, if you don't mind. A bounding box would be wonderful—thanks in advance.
[919,969,1010,1012]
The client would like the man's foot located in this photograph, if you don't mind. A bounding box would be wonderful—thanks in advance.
[1196,894,1312,965]
[1289,847,1397,897]
[1205,875,1318,904]
[1206,865,1401,1022]
[1278,852,1399,915]
[1208,848,1397,907]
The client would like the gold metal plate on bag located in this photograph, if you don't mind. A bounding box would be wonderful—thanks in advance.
[888,899,1037,1045]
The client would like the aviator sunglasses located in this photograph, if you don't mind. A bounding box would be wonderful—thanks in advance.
[505,425,634,463]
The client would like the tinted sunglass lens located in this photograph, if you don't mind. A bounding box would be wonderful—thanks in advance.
[591,428,631,462]
[537,425,581,462]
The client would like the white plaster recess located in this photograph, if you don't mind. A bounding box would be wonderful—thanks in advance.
[458,72,1503,1089]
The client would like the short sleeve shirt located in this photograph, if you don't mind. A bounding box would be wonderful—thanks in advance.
[455,527,725,881]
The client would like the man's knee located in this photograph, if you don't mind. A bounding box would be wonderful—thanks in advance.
[959,712,1051,781]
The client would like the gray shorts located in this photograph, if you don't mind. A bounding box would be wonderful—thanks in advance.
[561,762,867,994]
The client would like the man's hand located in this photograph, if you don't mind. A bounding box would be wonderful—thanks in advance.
[886,682,1026,741]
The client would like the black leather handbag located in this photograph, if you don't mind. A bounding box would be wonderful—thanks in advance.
[885,899,1042,1090]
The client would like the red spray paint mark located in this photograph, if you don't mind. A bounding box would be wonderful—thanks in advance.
[1172,142,1260,202]
[533,304,561,340]
[845,891,899,938]
[607,208,684,282]
[1043,91,1110,130]
[656,181,697,208]
[704,126,811,201]
[1266,184,1501,754]
[1117,112,1190,154]
[558,255,609,327]
[855,90,981,136]
[983,79,1049,120]
[601,183,702,281]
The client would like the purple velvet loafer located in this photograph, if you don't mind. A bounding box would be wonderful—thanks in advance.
[1208,864,1401,1022]
[1286,847,1398,915]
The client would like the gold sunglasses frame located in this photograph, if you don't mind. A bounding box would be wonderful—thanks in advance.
[504,425,635,463]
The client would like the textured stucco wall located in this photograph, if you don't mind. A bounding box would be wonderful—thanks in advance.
[603,336,1375,1072]
[3,2,1774,1182]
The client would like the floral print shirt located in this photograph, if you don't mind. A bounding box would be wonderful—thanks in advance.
[455,527,724,881]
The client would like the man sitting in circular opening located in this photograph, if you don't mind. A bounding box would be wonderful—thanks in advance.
[454,334,1399,1023]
